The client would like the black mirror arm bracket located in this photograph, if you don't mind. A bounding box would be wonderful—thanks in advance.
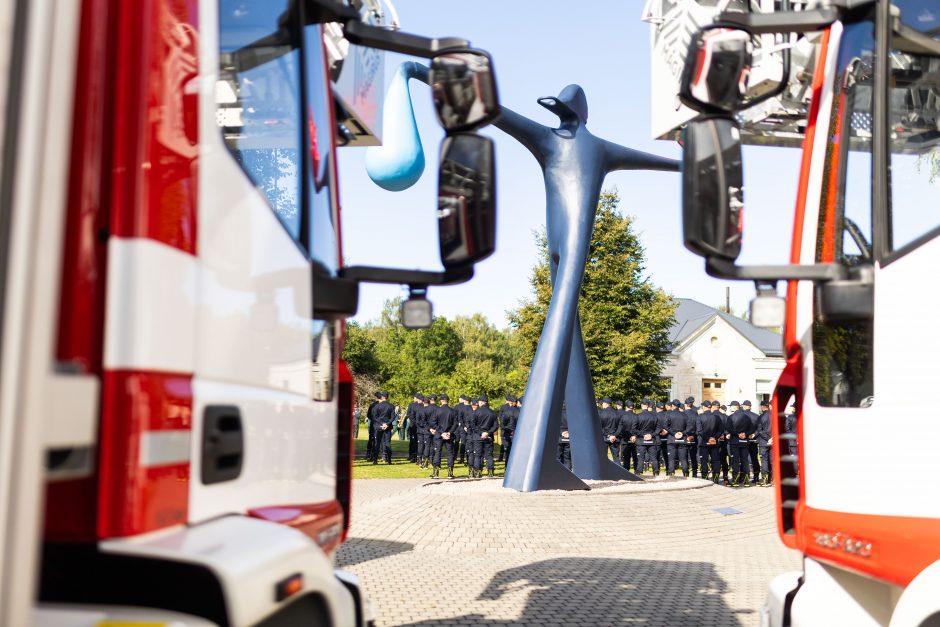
[339,264,474,286]
[714,7,841,34]
[704,256,849,282]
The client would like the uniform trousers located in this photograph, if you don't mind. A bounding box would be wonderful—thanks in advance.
[558,441,571,469]
[432,436,455,468]
[759,444,772,480]
[638,442,659,474]
[621,441,639,472]
[407,424,417,461]
[719,440,730,478]
[417,430,431,461]
[667,441,688,475]
[502,430,513,463]
[699,444,722,480]
[748,440,761,481]
[378,427,392,463]
[471,435,494,472]
[730,441,750,481]
[687,441,699,476]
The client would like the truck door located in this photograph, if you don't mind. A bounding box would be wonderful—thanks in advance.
[189,0,341,526]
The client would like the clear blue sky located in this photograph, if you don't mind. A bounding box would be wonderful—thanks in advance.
[338,0,803,327]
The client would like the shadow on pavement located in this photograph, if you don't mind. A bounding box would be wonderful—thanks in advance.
[397,556,751,626]
[336,539,414,568]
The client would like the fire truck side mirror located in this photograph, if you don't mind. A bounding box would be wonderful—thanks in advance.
[679,25,787,114]
[429,49,499,133]
[438,133,496,269]
[681,116,743,262]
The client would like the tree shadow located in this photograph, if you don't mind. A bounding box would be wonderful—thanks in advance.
[397,557,751,626]
[335,539,414,568]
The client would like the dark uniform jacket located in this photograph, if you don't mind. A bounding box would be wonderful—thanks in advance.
[559,408,570,443]
[698,411,724,444]
[366,400,378,430]
[683,407,698,443]
[635,410,659,445]
[432,405,459,437]
[745,409,760,440]
[728,409,753,443]
[473,407,498,437]
[620,411,637,442]
[757,410,772,445]
[405,401,422,429]
[666,409,687,443]
[372,401,396,430]
[416,404,431,433]
[498,403,514,433]
[599,407,621,441]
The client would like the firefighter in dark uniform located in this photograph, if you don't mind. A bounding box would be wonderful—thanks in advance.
[453,395,469,464]
[655,401,669,474]
[365,392,379,462]
[405,394,422,463]
[598,398,621,460]
[728,400,752,486]
[635,400,659,475]
[683,397,699,477]
[429,394,459,479]
[504,396,519,469]
[756,399,773,485]
[718,403,731,484]
[497,395,514,462]
[612,400,625,464]
[464,398,479,474]
[697,400,723,483]
[417,395,433,469]
[558,402,571,469]
[666,400,689,477]
[372,391,396,465]
[472,395,498,477]
[620,401,638,472]
[743,400,761,484]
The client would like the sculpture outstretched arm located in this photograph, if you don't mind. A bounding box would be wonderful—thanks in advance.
[493,106,551,164]
[603,140,679,173]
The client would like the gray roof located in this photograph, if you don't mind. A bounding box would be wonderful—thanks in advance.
[669,298,783,357]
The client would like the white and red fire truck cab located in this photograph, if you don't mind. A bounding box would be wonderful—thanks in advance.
[651,1,940,625]
[0,0,498,625]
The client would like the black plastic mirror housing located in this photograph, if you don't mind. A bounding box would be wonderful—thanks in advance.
[682,116,744,261]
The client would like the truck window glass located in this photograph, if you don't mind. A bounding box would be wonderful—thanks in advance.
[304,25,339,275]
[812,21,875,408]
[887,50,940,254]
[218,0,303,243]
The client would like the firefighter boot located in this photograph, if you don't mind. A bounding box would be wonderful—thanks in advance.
[447,468,454,479]
[430,466,439,479]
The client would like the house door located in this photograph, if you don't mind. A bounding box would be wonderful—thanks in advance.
[701,379,725,404]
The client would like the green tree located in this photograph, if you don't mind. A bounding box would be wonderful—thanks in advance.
[508,189,676,400]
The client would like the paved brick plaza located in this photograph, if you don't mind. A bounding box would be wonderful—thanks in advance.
[338,477,800,626]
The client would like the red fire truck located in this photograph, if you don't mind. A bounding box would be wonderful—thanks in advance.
[0,0,498,624]
[651,1,940,625]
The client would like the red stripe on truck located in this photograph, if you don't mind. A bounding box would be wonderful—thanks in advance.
[97,370,192,538]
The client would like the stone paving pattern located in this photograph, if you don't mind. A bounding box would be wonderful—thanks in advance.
[338,476,800,626]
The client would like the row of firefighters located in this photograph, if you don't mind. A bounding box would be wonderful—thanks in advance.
[364,393,798,485]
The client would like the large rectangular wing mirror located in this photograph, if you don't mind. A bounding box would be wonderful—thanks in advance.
[438,133,496,269]
[430,49,499,132]
[682,116,744,261]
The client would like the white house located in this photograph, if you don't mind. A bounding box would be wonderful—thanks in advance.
[662,299,785,406]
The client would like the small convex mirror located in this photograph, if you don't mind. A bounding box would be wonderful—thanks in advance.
[682,117,744,261]
[750,292,786,329]
[401,297,433,329]
[679,26,787,113]
[438,133,496,268]
[429,50,499,132]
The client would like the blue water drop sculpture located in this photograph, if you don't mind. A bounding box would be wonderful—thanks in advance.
[366,61,427,191]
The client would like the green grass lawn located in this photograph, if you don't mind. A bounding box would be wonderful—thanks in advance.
[352,428,507,479]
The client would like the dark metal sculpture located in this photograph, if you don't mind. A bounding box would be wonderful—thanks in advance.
[497,85,679,492]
